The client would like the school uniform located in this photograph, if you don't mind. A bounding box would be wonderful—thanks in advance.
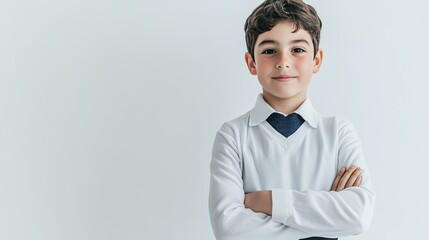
[209,94,376,240]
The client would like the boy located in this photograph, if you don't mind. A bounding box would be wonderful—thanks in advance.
[208,0,375,239]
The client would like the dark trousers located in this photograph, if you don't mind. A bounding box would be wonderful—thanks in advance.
[300,238,338,240]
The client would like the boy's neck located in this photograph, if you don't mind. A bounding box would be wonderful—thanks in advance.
[262,92,307,115]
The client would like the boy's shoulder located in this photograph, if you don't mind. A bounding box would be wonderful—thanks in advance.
[318,113,355,128]
[318,114,360,140]
[218,111,252,135]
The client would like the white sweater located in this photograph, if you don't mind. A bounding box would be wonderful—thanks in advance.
[209,94,376,240]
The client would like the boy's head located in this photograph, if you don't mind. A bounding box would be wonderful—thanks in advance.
[243,0,324,111]
[245,0,322,60]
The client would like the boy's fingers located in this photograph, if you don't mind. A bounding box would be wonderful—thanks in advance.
[353,175,362,187]
[337,165,358,191]
[331,167,345,191]
[345,167,362,188]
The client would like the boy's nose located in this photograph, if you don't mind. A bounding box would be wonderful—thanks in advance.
[276,63,290,69]
[276,55,291,69]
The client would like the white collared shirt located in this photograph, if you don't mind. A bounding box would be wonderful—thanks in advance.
[209,94,376,240]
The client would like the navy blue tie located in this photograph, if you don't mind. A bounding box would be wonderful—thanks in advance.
[266,112,305,138]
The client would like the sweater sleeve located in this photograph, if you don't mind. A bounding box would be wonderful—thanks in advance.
[270,119,376,237]
[208,124,309,240]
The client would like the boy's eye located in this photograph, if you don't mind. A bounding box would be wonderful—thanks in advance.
[292,48,306,53]
[261,49,276,54]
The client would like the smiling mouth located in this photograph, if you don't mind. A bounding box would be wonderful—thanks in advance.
[272,75,296,82]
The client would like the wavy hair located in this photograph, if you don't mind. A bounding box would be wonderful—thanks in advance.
[244,0,322,59]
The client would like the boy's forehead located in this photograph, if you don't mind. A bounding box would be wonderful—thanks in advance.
[255,21,312,47]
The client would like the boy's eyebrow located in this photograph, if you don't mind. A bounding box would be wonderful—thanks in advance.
[258,39,279,47]
[290,39,310,45]
[257,39,310,47]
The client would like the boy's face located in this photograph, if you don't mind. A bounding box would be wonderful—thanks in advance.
[245,21,323,106]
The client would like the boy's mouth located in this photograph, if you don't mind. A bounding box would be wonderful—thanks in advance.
[272,75,296,82]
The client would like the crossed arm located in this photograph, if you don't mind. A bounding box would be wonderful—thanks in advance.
[244,166,363,216]
[209,121,375,239]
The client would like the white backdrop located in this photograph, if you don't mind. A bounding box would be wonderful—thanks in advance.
[1,0,428,239]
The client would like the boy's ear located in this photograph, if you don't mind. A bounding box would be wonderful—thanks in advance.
[312,49,323,73]
[245,52,257,75]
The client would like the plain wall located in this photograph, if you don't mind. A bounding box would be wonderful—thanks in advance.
[1,0,428,239]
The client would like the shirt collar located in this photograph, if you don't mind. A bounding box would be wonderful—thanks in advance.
[249,94,319,128]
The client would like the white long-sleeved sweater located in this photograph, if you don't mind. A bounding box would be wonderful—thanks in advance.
[209,94,376,240]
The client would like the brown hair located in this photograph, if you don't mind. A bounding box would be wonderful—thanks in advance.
[244,0,322,60]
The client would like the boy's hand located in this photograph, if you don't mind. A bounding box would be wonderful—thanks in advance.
[331,165,362,191]
[244,190,272,216]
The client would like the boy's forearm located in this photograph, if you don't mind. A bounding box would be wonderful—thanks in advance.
[244,166,362,216]
[270,186,375,236]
